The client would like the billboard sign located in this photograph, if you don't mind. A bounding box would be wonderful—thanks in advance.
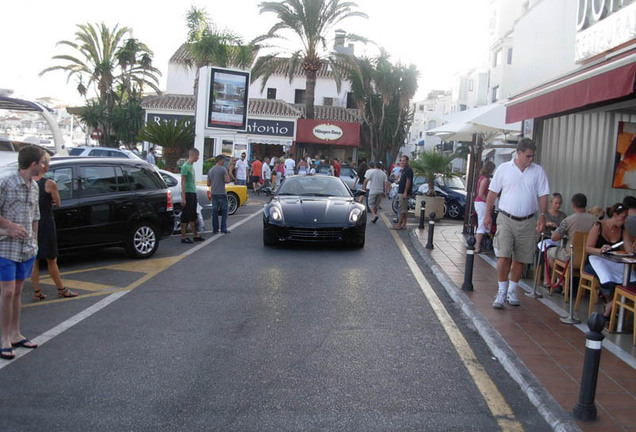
[207,67,250,130]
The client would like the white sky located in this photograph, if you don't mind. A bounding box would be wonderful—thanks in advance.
[1,0,490,105]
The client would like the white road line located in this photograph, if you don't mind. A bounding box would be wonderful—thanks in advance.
[2,210,263,369]
[0,291,129,370]
[383,213,525,432]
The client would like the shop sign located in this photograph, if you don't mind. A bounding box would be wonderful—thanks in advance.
[575,1,636,62]
[240,119,294,137]
[312,123,343,141]
[147,113,194,127]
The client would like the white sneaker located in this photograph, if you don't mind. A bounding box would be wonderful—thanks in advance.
[493,290,506,309]
[507,287,520,306]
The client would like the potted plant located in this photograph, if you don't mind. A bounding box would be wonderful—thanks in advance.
[137,118,195,173]
[410,149,460,220]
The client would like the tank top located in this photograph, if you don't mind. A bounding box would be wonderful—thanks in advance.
[594,222,623,249]
[475,175,488,203]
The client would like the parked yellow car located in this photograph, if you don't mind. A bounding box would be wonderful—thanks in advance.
[199,182,248,215]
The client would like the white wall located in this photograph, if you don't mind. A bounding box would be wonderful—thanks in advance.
[166,63,196,95]
[250,75,351,106]
[509,0,578,96]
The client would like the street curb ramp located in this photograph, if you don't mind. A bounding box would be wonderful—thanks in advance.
[409,229,582,432]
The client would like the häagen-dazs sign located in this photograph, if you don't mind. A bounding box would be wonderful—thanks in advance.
[312,123,343,141]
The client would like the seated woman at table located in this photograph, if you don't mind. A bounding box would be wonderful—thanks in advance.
[585,202,636,321]
[538,193,567,284]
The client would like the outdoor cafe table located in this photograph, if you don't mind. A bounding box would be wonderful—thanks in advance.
[593,252,636,332]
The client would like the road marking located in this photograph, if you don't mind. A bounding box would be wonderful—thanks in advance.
[382,213,524,432]
[9,210,264,368]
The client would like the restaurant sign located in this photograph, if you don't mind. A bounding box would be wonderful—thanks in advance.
[312,123,343,141]
[239,119,295,137]
[575,1,636,62]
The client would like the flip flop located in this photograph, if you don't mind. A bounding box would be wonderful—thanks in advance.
[11,338,37,349]
[0,347,15,360]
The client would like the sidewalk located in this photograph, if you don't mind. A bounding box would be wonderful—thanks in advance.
[410,220,635,432]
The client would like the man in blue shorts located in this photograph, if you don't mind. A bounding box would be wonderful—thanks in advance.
[0,145,46,359]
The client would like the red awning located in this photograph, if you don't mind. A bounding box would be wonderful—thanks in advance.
[506,55,636,123]
[296,119,360,147]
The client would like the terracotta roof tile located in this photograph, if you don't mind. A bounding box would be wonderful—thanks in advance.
[142,94,195,111]
[293,104,362,122]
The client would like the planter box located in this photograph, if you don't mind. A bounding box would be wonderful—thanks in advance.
[419,196,444,221]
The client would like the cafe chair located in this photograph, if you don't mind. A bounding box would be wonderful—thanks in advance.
[575,233,601,315]
[551,232,586,302]
[608,285,636,346]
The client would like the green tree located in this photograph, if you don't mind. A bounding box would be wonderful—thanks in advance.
[137,119,195,173]
[40,22,161,146]
[252,0,368,120]
[346,52,418,163]
[182,6,258,99]
[410,149,460,196]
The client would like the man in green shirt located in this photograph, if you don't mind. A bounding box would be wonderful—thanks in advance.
[180,148,204,244]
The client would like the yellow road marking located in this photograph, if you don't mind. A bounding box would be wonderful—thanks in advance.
[25,255,188,308]
[382,213,524,432]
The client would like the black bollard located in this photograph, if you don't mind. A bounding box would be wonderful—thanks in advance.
[462,236,476,291]
[426,212,436,249]
[573,313,605,422]
[419,200,426,229]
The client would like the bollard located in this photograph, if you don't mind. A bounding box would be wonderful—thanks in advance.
[426,212,436,249]
[573,313,605,422]
[462,235,476,291]
[419,200,426,229]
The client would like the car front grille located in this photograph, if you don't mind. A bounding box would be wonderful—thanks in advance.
[287,228,345,241]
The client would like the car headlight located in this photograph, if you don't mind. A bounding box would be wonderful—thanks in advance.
[349,207,362,223]
[270,207,283,222]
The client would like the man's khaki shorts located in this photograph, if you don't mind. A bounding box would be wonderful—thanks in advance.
[547,245,569,262]
[494,214,536,264]
[398,195,409,214]
[369,193,382,208]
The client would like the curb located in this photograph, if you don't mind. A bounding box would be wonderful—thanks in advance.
[409,229,582,432]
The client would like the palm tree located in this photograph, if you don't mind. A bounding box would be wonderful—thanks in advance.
[137,119,195,173]
[346,52,418,162]
[40,22,162,145]
[411,149,460,197]
[182,7,258,99]
[252,0,368,120]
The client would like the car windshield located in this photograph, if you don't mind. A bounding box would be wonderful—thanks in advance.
[440,176,465,190]
[277,176,351,197]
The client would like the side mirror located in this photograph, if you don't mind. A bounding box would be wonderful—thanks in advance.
[261,187,273,196]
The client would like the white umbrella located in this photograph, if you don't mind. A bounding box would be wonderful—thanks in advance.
[426,103,521,142]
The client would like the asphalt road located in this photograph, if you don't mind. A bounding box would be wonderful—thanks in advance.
[0,196,551,431]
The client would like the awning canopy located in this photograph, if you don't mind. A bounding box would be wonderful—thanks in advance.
[427,103,521,142]
[506,53,636,123]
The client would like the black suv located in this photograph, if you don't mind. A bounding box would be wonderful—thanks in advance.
[46,157,174,258]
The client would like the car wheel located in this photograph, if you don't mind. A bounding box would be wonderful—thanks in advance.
[227,193,239,215]
[126,221,159,259]
[172,205,182,234]
[391,199,399,214]
[447,201,462,219]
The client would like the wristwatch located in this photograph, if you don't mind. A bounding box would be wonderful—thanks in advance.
[540,212,546,217]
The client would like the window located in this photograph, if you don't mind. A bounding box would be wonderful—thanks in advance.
[428,120,437,129]
[323,97,334,106]
[507,48,513,65]
[266,88,277,99]
[346,92,356,109]
[294,89,306,104]
[492,86,500,103]
[418,105,425,112]
[493,49,502,67]
[79,166,119,196]
[468,80,474,91]
[419,131,423,138]
[46,167,74,200]
[124,167,162,191]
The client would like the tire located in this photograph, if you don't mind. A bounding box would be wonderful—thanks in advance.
[172,205,182,234]
[125,221,159,259]
[392,199,399,214]
[447,201,462,219]
[227,193,239,215]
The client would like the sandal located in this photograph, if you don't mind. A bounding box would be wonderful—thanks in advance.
[58,287,78,298]
[33,290,47,301]
[0,347,14,360]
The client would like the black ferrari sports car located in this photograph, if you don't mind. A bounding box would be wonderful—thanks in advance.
[262,175,367,248]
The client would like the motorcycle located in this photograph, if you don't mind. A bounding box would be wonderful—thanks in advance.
[390,182,427,214]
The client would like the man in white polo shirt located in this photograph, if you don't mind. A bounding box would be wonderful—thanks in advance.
[484,138,550,309]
